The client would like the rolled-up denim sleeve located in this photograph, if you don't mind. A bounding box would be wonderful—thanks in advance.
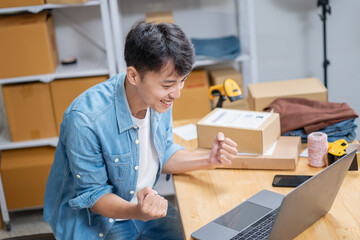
[64,111,113,210]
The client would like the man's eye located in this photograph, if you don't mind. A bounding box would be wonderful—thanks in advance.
[163,85,172,89]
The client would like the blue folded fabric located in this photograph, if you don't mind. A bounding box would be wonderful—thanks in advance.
[191,35,241,60]
[282,119,358,143]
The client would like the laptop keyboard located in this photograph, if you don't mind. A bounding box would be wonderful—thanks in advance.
[230,208,279,240]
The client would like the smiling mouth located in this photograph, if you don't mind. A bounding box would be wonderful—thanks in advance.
[161,99,172,105]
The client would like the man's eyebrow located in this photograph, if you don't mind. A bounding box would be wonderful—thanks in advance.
[162,76,188,84]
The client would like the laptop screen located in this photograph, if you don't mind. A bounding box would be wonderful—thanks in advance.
[214,201,272,231]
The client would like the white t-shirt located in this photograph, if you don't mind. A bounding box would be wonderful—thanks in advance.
[129,108,159,204]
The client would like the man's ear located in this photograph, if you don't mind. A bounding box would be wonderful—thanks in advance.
[126,66,139,86]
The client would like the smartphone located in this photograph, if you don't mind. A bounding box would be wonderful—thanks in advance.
[272,175,313,188]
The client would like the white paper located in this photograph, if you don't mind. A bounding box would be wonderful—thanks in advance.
[300,148,308,158]
[173,124,197,141]
[237,140,278,156]
[202,109,271,129]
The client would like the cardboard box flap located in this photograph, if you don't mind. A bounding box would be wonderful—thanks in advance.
[221,136,301,170]
[0,11,48,28]
[248,78,327,98]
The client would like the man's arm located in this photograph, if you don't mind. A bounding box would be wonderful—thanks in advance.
[162,132,238,174]
[90,186,168,221]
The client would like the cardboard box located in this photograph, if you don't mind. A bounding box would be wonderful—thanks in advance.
[172,70,211,120]
[2,82,57,142]
[0,11,58,78]
[209,67,248,110]
[145,11,174,24]
[0,147,55,210]
[0,0,44,8]
[46,0,88,4]
[50,76,107,134]
[197,108,280,154]
[220,136,301,170]
[248,78,328,111]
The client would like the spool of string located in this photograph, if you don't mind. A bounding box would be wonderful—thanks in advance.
[308,132,328,167]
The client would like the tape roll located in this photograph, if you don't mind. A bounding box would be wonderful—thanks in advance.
[308,132,328,168]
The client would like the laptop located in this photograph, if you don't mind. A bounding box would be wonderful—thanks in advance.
[191,150,356,240]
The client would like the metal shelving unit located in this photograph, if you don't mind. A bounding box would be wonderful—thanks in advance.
[0,0,116,230]
[192,54,250,69]
[0,56,109,84]
[108,0,258,86]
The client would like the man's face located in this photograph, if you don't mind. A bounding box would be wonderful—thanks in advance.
[136,63,187,113]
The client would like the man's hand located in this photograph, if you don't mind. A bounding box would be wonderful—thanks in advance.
[209,132,238,168]
[136,186,168,221]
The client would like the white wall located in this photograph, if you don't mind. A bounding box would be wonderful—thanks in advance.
[254,0,360,140]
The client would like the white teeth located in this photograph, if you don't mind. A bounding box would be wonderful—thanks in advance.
[161,100,172,104]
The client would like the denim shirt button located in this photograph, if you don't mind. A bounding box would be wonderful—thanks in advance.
[130,190,135,194]
[114,158,119,163]
[134,125,138,129]
[109,218,114,223]
[134,166,139,170]
[76,174,81,179]
[99,233,104,238]
[135,139,139,144]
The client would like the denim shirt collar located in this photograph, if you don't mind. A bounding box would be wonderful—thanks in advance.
[114,73,162,134]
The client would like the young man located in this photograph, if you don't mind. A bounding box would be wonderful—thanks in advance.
[44,21,238,240]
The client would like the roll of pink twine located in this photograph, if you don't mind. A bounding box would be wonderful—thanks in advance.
[308,132,328,167]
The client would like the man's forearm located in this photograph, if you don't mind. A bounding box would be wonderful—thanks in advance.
[162,149,214,174]
[90,193,138,219]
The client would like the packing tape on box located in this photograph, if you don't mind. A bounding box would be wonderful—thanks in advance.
[308,132,328,168]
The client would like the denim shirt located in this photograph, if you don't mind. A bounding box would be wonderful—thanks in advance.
[43,73,183,240]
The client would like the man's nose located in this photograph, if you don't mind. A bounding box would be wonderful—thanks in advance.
[169,84,181,99]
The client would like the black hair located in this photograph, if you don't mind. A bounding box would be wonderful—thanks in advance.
[124,21,195,78]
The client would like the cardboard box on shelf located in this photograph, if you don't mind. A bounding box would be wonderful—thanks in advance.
[45,0,88,4]
[197,108,280,154]
[220,136,301,170]
[0,146,55,210]
[248,78,328,111]
[145,11,174,24]
[0,11,58,79]
[172,70,211,120]
[50,75,108,134]
[209,67,248,110]
[2,82,57,142]
[0,0,44,8]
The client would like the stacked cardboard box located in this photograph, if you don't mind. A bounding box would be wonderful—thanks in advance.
[197,108,280,154]
[0,11,58,79]
[196,109,302,169]
[145,11,174,24]
[0,0,44,8]
[248,78,327,111]
[0,147,55,210]
[2,82,58,142]
[2,76,107,141]
[172,70,211,120]
[220,136,301,170]
[50,76,107,134]
[46,0,88,3]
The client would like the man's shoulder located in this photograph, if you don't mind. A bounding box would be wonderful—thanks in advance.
[66,75,121,120]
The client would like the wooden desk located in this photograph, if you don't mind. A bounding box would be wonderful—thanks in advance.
[172,120,360,240]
